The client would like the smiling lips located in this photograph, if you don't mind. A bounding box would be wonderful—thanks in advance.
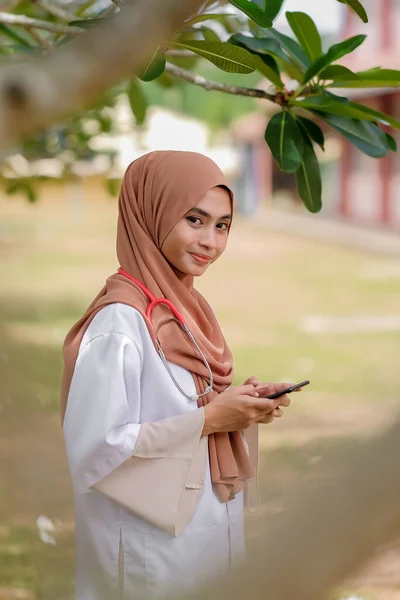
[189,252,212,264]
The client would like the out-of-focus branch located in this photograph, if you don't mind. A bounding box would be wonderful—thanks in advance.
[178,415,400,600]
[0,0,20,12]
[165,62,277,101]
[166,49,194,58]
[26,25,52,50]
[0,11,84,34]
[0,0,204,149]
[35,0,76,21]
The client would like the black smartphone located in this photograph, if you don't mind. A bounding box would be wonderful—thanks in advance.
[266,380,310,399]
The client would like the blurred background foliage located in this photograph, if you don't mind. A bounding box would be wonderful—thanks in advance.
[0,0,398,212]
[1,2,400,599]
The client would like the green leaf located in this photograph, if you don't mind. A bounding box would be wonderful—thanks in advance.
[137,50,166,82]
[294,95,400,130]
[336,0,368,24]
[385,133,397,152]
[68,18,106,28]
[171,40,255,73]
[94,111,113,133]
[155,72,175,89]
[75,0,97,17]
[228,33,283,87]
[166,46,199,70]
[0,42,41,55]
[263,0,285,21]
[322,90,350,104]
[296,139,322,213]
[347,101,400,130]
[6,180,37,203]
[275,57,304,82]
[252,54,284,88]
[286,12,322,62]
[228,33,288,62]
[297,116,325,150]
[293,96,378,121]
[105,178,121,197]
[264,28,311,68]
[219,13,242,35]
[127,78,147,125]
[55,34,74,48]
[182,13,232,27]
[304,34,366,82]
[229,0,273,28]
[315,113,389,158]
[0,24,34,48]
[265,111,304,172]
[200,26,221,42]
[319,65,359,81]
[327,67,400,88]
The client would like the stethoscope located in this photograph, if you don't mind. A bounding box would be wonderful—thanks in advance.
[118,268,214,402]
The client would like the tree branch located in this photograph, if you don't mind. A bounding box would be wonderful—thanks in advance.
[0,0,205,149]
[26,25,52,51]
[166,49,194,58]
[0,0,20,12]
[0,11,84,34]
[165,62,278,102]
[180,415,400,600]
[34,0,76,21]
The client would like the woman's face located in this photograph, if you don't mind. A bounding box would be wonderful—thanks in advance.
[161,186,232,280]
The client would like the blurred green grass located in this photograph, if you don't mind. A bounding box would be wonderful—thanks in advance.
[1,195,399,599]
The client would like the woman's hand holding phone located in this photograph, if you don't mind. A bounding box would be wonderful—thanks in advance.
[202,378,309,435]
[202,384,286,436]
[243,377,309,424]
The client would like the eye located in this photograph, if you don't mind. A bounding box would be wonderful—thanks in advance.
[217,222,229,231]
[186,216,202,225]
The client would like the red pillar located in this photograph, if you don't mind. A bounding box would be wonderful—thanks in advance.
[260,142,272,202]
[339,138,351,219]
[343,3,352,38]
[381,0,393,52]
[379,94,395,225]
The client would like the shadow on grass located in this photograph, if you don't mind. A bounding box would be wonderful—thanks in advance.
[0,296,86,413]
[0,296,392,599]
[0,297,84,599]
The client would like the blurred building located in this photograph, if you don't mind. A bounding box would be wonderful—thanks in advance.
[1,104,240,210]
[337,0,400,227]
[233,0,400,228]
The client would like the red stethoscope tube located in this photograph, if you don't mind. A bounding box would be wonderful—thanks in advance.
[118,267,185,325]
[117,267,214,401]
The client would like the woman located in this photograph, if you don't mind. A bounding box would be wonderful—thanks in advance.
[61,151,292,600]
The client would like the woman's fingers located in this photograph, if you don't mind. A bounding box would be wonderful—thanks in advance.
[255,382,274,395]
[238,384,259,397]
[272,407,283,418]
[244,376,259,387]
[277,394,291,408]
[259,414,274,424]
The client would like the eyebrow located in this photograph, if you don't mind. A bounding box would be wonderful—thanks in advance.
[189,207,232,220]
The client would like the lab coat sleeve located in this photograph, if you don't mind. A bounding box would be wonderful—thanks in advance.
[63,332,143,494]
[63,330,207,525]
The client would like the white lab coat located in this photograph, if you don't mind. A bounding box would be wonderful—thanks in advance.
[63,303,246,599]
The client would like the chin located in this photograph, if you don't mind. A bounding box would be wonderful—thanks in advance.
[188,262,209,274]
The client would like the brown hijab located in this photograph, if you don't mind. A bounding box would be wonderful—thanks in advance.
[61,150,254,503]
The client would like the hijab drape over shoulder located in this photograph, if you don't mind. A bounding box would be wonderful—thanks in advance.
[61,150,254,503]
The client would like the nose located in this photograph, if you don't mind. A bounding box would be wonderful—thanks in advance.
[198,226,218,251]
